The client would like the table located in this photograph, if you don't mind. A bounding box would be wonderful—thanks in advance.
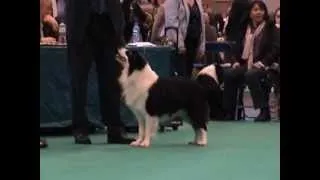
[40,45,174,129]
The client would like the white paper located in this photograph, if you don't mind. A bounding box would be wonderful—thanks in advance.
[127,42,157,47]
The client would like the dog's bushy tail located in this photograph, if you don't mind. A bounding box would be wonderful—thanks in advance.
[195,65,225,120]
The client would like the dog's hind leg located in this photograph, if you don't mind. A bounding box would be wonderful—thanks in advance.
[130,110,145,147]
[139,115,157,148]
[196,128,207,146]
[187,104,208,146]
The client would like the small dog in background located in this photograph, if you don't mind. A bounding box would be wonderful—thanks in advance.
[116,49,223,148]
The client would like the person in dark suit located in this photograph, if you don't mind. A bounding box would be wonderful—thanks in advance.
[66,0,134,144]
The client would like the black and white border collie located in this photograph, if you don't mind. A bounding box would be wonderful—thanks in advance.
[116,49,223,148]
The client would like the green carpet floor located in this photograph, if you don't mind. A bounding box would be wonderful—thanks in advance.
[40,121,280,180]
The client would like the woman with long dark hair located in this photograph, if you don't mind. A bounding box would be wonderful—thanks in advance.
[222,0,280,121]
[273,7,280,29]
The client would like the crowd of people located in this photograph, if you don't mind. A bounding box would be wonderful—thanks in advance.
[40,0,280,148]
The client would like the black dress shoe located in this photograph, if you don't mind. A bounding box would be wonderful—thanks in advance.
[74,134,92,144]
[40,138,48,148]
[107,135,134,144]
[222,113,235,121]
[255,108,271,122]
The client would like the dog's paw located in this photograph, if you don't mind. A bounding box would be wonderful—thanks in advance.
[138,140,150,148]
[188,141,197,145]
[195,142,207,146]
[129,140,142,147]
[188,141,207,147]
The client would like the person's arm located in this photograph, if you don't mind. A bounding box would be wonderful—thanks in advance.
[198,4,206,58]
[150,6,165,42]
[106,0,126,48]
[261,26,280,67]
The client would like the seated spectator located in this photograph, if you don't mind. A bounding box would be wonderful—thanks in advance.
[269,7,280,118]
[224,0,251,44]
[222,0,251,68]
[222,0,279,121]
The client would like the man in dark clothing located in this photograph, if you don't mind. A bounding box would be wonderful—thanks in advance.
[66,0,134,144]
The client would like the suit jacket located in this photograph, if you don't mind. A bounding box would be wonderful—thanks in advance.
[66,0,125,48]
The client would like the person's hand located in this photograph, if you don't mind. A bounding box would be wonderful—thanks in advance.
[43,15,59,32]
[41,37,57,44]
[117,47,128,59]
[116,48,129,65]
[253,61,265,69]
[232,62,240,68]
[217,37,225,42]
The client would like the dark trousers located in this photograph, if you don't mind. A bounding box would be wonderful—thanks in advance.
[67,13,124,135]
[245,68,271,109]
[174,36,199,78]
[222,66,247,115]
[223,66,271,115]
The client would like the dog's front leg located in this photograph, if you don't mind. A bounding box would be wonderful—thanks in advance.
[130,110,145,146]
[139,116,156,148]
[196,128,208,146]
[188,128,207,146]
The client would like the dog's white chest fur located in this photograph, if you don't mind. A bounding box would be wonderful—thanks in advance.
[119,64,158,110]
